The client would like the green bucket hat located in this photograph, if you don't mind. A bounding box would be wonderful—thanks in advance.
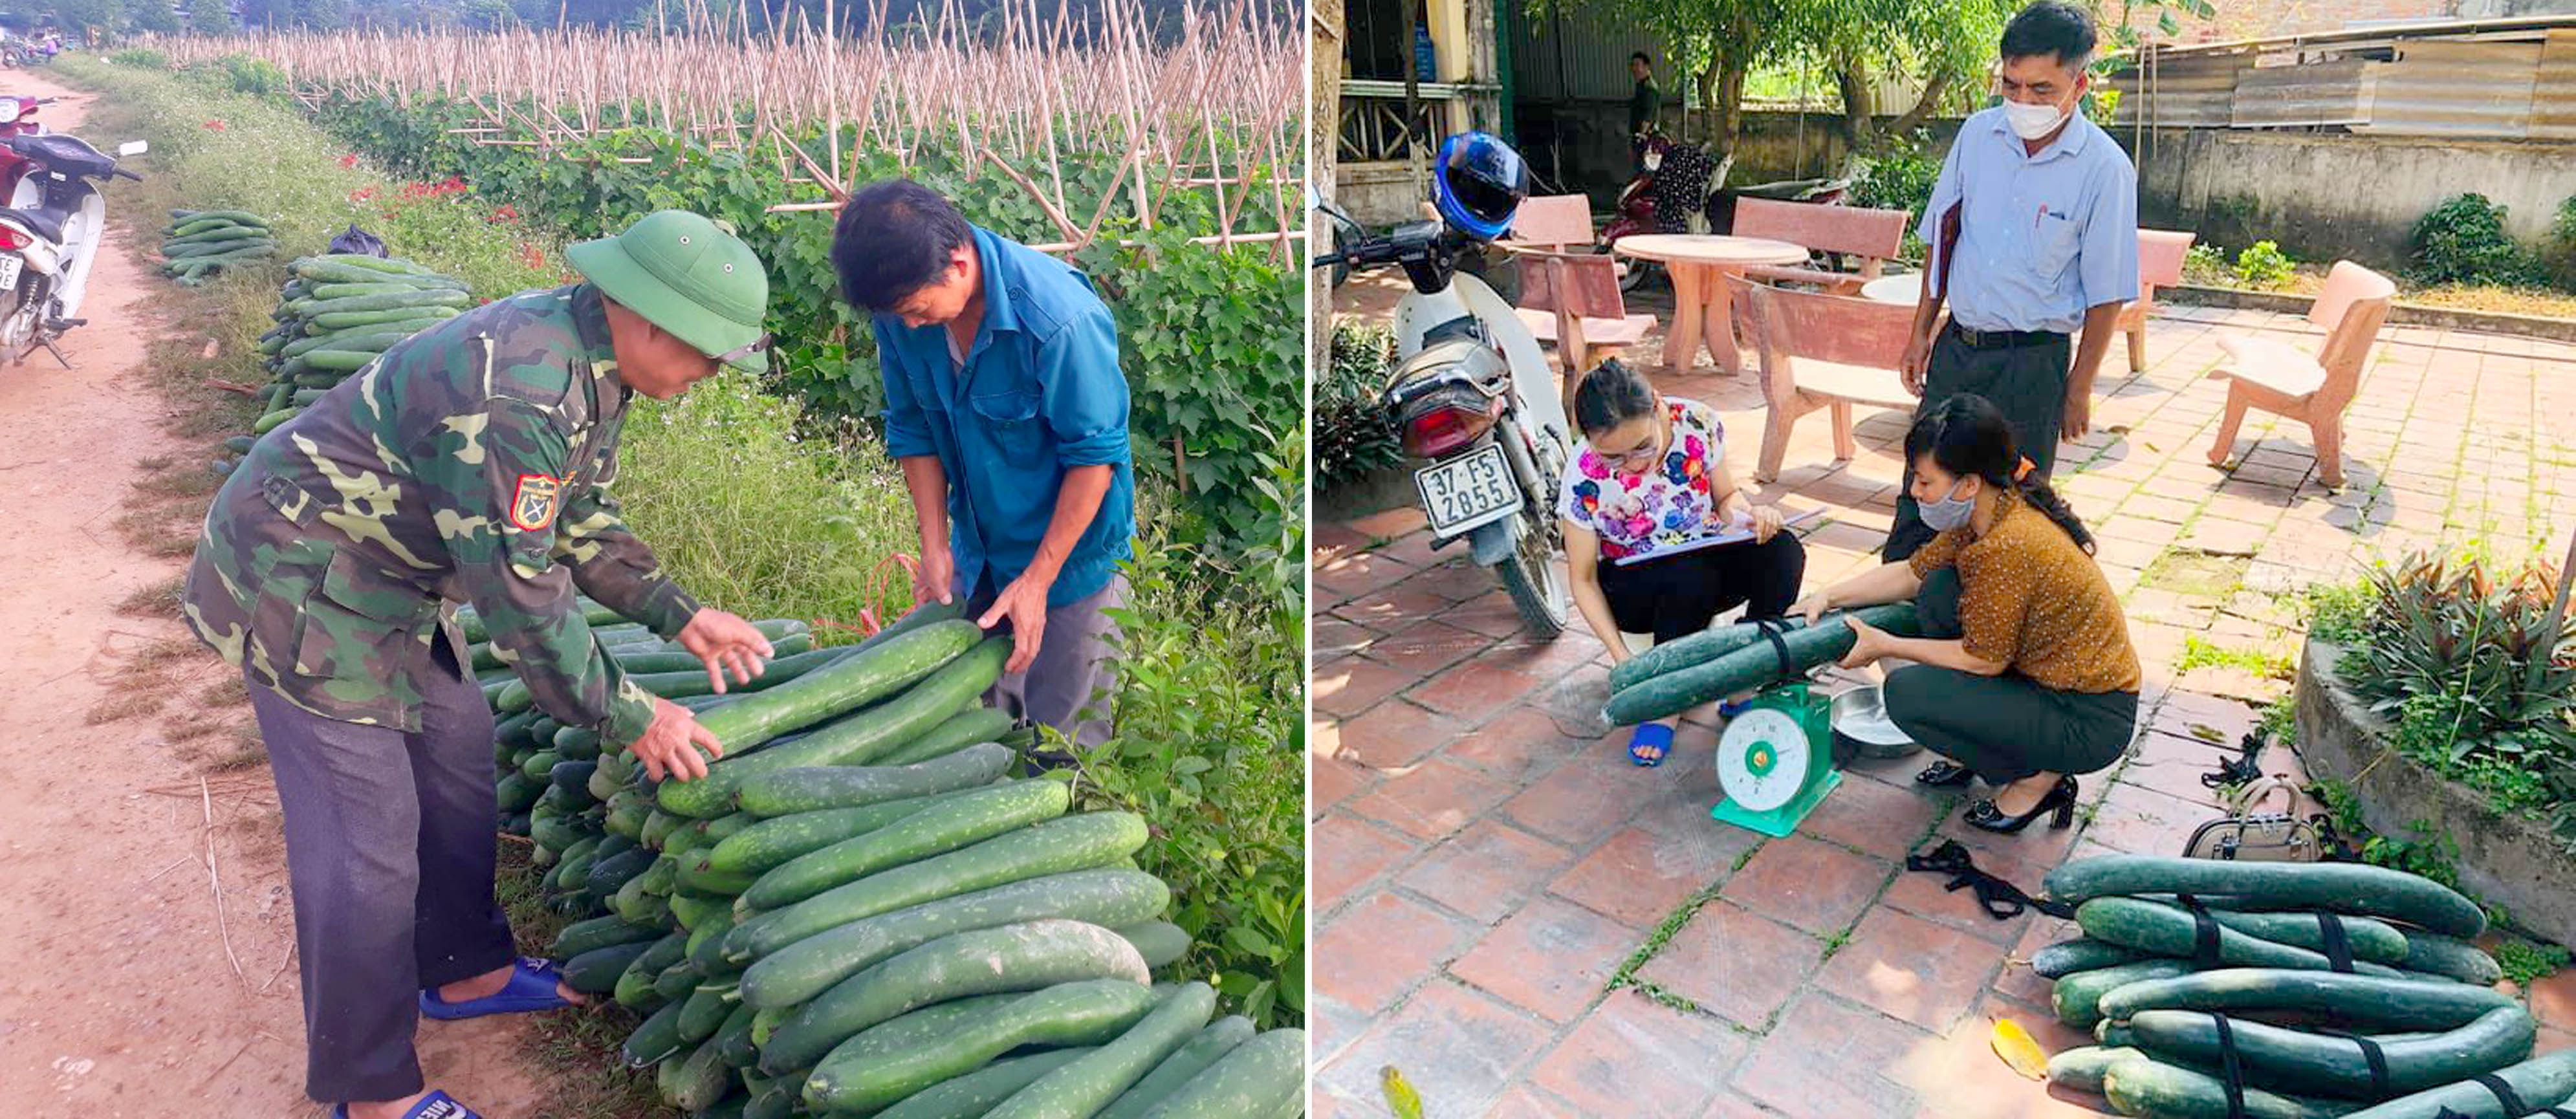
[565,210,773,373]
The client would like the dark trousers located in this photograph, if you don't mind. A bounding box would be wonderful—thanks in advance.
[1884,325,2073,561]
[245,637,515,1104]
[1883,569,2137,783]
[965,573,1126,752]
[1597,531,1806,646]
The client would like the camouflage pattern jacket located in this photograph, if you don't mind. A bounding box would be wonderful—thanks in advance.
[182,283,698,744]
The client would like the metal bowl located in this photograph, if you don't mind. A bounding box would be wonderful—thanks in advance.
[1829,684,1918,760]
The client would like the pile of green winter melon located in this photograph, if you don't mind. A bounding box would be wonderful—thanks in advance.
[462,597,1307,1118]
[158,208,276,284]
[2035,853,2570,1118]
[238,254,472,439]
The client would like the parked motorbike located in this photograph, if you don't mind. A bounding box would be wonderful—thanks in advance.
[1315,196,1574,638]
[0,96,61,201]
[1600,128,1860,288]
[1599,132,1673,292]
[0,129,147,367]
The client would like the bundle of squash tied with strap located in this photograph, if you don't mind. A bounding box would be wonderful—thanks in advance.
[2034,853,2567,1119]
[1599,603,1923,725]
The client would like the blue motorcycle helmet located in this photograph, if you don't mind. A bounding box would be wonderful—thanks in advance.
[1432,131,1531,241]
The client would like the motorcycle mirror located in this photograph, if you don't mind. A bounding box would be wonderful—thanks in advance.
[118,140,147,157]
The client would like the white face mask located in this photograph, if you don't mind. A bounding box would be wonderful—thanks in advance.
[2002,96,2069,140]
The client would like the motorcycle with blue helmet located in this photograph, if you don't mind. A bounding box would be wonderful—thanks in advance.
[1314,131,1573,637]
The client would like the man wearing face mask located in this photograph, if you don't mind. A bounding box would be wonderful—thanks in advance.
[1883,0,2137,563]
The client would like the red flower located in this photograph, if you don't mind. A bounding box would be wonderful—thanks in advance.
[492,205,519,223]
[202,118,226,131]
[337,153,358,169]
[518,243,545,270]
[349,186,379,202]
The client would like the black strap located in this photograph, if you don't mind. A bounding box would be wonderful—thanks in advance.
[1757,618,1795,680]
[2476,1074,2533,1118]
[2210,1013,2249,1119]
[1904,840,2075,920]
[2203,730,2267,788]
[2315,913,2357,974]
[2308,1025,2390,1098]
[2178,893,2224,969]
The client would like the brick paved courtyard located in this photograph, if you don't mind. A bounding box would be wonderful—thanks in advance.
[1309,277,2576,1118]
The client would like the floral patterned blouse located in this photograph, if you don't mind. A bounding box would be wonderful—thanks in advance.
[1556,398,1729,560]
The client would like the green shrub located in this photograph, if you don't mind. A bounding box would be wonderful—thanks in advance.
[2233,240,2295,289]
[2302,577,2375,644]
[2545,195,2576,294]
[1316,321,1401,491]
[2183,243,2230,285]
[1851,140,1939,258]
[107,48,168,69]
[2409,193,2538,287]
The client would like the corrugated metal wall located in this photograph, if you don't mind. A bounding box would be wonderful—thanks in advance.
[2528,27,2576,138]
[2110,54,2240,127]
[2232,58,2369,126]
[2355,39,2544,137]
[1511,10,1665,102]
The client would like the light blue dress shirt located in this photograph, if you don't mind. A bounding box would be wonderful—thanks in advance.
[1917,107,2140,334]
[875,226,1137,609]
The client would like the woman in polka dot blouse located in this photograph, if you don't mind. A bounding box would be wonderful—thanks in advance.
[1789,394,2140,834]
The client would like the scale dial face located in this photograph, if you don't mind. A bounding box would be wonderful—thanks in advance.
[1717,706,1812,812]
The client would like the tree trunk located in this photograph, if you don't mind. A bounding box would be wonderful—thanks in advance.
[1310,0,1344,378]
[1712,54,1746,160]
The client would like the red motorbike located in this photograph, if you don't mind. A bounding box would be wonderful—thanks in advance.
[0,96,60,206]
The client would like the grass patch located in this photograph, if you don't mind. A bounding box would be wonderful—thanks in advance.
[86,692,167,724]
[2139,549,2251,598]
[2174,636,2295,681]
[201,676,248,706]
[2496,940,2571,988]
[116,574,186,618]
[205,736,268,772]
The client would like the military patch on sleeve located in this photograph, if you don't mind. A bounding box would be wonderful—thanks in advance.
[508,474,562,532]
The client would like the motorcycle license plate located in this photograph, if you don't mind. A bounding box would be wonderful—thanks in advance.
[0,255,21,291]
[1414,443,1520,538]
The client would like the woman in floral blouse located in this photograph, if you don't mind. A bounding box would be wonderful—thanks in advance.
[1558,360,1806,765]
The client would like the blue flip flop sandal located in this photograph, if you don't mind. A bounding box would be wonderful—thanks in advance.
[332,1089,481,1119]
[418,957,575,1021]
[1718,698,1752,720]
[1627,722,1675,767]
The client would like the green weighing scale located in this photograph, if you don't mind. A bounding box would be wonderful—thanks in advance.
[1710,681,1842,838]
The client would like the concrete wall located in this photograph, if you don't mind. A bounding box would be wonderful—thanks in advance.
[2122,127,2576,271]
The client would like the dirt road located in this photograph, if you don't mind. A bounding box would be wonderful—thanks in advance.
[0,69,550,1118]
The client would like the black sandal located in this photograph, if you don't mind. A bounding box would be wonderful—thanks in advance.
[1916,761,1974,787]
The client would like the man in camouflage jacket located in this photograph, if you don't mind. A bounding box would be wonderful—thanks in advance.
[182,210,777,1119]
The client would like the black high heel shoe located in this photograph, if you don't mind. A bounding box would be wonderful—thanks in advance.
[1916,761,1975,787]
[1963,776,2078,834]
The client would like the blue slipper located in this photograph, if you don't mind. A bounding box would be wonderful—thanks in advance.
[418,957,574,1021]
[1628,723,1675,767]
[1718,698,1752,720]
[332,1089,481,1119]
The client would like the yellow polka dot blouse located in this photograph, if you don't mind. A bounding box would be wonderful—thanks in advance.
[1906,492,2141,694]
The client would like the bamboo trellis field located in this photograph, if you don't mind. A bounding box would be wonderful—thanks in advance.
[142,0,1304,255]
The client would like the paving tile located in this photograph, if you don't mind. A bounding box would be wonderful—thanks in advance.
[1637,900,1823,1030]
[1315,614,1380,661]
[1335,698,1467,770]
[1796,769,1950,862]
[1503,758,1658,847]
[1485,1085,1580,1118]
[2109,730,2240,809]
[1312,890,1486,1014]
[1310,992,1375,1067]
[1446,589,1536,638]
[1336,583,1456,631]
[1347,505,1431,539]
[1816,906,2009,1031]
[1366,617,1494,678]
[1315,979,1555,1118]
[1314,656,1422,719]
[1313,812,1421,915]
[2530,966,2576,1032]
[1551,825,1740,929]
[1992,917,2084,1010]
[1893,995,2119,1119]
[1398,818,1578,926]
[1700,1093,1787,1119]
[1451,896,1639,1022]
[1412,660,1548,721]
[1485,627,1613,680]
[2076,779,2208,856]
[1719,834,1892,937]
[1529,990,1752,1119]
[1312,750,1371,817]
[1344,756,1520,842]
[1879,836,2061,947]
[1443,704,1584,783]
[1402,557,1511,603]
[1730,992,1932,1117]
[2177,516,2269,556]
[1314,550,1419,600]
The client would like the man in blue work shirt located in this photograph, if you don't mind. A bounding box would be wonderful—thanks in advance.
[1884,0,2138,561]
[832,180,1136,751]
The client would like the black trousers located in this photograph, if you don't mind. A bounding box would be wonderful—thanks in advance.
[1597,531,1806,647]
[1883,569,2137,783]
[1884,325,2074,561]
[244,637,516,1104]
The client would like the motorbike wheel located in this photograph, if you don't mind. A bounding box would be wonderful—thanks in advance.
[1617,260,1654,294]
[1490,525,1569,639]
